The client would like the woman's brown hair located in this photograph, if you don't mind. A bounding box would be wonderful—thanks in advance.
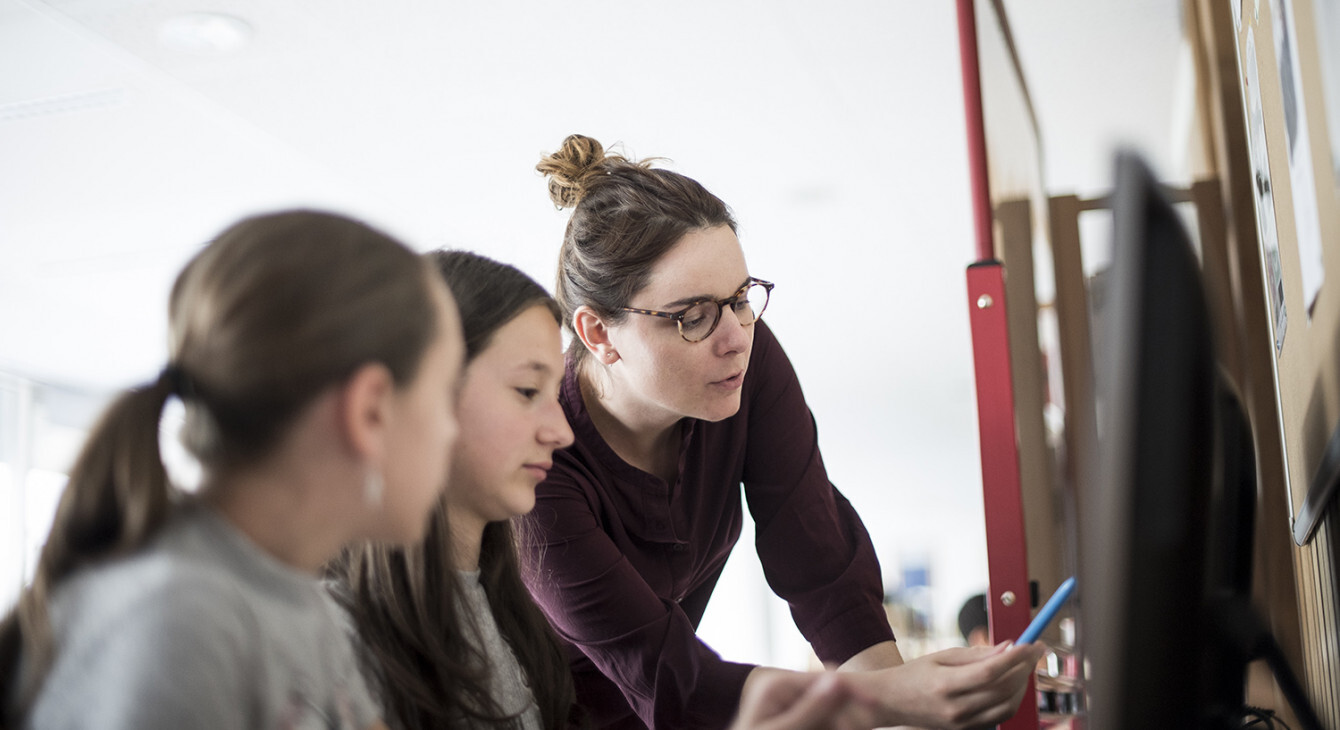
[330,251,577,730]
[0,210,442,721]
[536,133,737,365]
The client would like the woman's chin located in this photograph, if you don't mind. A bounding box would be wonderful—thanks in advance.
[696,393,743,423]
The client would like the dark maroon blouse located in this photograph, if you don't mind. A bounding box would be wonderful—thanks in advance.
[522,321,893,729]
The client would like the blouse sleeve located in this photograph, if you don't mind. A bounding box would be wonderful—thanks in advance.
[742,322,895,664]
[524,478,755,730]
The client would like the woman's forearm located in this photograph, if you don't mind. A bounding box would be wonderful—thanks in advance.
[835,639,905,672]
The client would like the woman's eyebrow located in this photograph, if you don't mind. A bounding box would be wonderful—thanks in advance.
[659,277,751,309]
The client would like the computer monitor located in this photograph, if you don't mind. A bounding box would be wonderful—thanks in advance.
[1081,150,1220,729]
[1081,150,1321,730]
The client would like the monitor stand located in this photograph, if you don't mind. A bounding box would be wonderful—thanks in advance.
[1209,595,1324,730]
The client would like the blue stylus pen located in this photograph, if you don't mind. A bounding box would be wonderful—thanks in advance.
[1017,576,1076,644]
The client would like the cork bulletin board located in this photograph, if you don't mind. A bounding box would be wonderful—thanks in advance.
[1230,0,1340,722]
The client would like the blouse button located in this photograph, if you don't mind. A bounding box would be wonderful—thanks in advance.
[672,543,686,553]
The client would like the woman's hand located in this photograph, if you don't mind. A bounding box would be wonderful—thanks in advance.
[855,641,1047,729]
[731,671,881,730]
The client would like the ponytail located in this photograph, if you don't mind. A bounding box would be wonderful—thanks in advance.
[1,369,179,720]
[3,209,444,725]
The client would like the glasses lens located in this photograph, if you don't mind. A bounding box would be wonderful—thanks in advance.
[730,282,770,326]
[679,301,720,342]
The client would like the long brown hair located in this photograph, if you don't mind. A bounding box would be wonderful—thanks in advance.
[330,251,576,730]
[0,210,442,722]
[536,133,737,366]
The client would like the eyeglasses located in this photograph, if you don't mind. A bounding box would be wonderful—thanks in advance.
[621,278,774,343]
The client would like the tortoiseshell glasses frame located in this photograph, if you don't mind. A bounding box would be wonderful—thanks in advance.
[620,277,774,343]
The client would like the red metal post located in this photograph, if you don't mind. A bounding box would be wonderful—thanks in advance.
[958,0,1039,727]
[966,263,1039,729]
[956,0,994,263]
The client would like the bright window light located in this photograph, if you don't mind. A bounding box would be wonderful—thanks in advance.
[23,468,68,583]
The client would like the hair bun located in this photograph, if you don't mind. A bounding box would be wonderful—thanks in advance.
[536,134,626,209]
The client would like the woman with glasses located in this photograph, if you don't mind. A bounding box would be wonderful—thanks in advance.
[525,134,1044,730]
[326,250,882,730]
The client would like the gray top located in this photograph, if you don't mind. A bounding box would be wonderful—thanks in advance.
[17,501,379,730]
[454,569,543,730]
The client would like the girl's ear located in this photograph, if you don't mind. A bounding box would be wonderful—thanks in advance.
[572,306,619,362]
[338,362,396,462]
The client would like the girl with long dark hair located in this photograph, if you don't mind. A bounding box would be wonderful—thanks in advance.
[331,251,577,730]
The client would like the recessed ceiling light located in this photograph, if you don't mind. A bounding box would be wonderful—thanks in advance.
[158,13,253,54]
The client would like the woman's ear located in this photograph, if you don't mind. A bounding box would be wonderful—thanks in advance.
[338,362,396,462]
[572,305,619,363]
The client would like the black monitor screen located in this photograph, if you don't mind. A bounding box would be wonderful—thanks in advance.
[1081,151,1218,729]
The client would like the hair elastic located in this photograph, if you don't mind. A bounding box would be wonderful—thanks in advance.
[160,364,199,400]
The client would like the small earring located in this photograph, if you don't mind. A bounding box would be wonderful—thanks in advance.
[606,350,618,362]
[363,468,384,507]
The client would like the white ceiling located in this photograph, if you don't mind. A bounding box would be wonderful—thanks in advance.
[0,0,1186,611]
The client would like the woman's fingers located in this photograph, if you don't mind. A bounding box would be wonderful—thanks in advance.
[923,643,1006,667]
[889,642,1045,729]
[764,674,851,730]
[733,672,881,730]
[944,642,1044,697]
[936,643,1048,727]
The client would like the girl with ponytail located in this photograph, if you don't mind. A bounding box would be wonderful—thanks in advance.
[0,210,464,729]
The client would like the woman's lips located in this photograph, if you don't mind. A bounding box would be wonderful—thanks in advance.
[711,371,745,389]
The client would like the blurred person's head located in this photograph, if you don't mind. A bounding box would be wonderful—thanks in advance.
[957,593,990,647]
[3,209,463,716]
